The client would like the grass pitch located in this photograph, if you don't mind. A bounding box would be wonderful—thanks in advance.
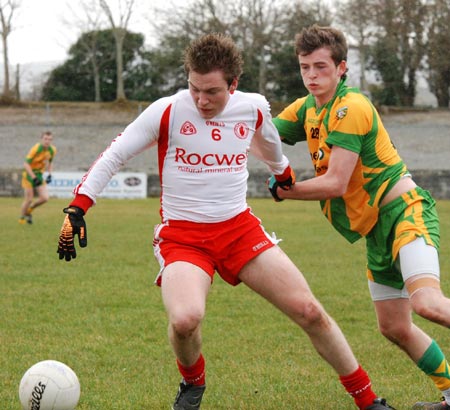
[1,197,450,409]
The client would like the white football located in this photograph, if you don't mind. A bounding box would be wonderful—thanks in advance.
[19,360,80,410]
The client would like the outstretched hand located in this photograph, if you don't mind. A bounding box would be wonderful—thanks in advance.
[57,206,87,261]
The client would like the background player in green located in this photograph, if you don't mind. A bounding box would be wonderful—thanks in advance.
[19,131,56,224]
[269,24,450,410]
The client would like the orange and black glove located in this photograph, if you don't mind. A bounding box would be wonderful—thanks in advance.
[267,166,296,201]
[57,206,87,261]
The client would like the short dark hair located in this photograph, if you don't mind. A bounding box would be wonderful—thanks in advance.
[295,25,348,66]
[183,33,244,85]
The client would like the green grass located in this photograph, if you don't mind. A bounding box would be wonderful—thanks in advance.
[1,197,450,409]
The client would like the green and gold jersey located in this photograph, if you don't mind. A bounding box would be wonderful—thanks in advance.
[25,143,56,173]
[273,80,409,243]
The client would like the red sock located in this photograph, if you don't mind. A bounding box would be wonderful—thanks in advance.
[339,365,377,409]
[177,354,205,386]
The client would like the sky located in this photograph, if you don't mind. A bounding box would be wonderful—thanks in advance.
[5,0,337,66]
[6,0,168,65]
[8,1,68,64]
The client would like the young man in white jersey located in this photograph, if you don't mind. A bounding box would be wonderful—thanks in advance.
[57,33,394,410]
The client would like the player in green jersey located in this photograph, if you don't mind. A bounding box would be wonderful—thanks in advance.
[269,24,450,410]
[19,131,56,224]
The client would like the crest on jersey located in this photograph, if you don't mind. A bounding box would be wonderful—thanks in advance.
[336,106,348,120]
[234,122,249,139]
[180,121,197,135]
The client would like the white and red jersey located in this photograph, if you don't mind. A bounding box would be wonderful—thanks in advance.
[74,90,289,223]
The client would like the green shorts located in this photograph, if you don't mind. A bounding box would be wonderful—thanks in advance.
[366,187,440,289]
[21,171,43,189]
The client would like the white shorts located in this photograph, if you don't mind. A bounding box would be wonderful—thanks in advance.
[368,237,440,301]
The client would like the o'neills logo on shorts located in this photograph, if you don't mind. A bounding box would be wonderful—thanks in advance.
[252,240,269,251]
[175,147,247,166]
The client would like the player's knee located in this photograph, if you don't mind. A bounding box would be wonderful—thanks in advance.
[378,321,410,345]
[170,309,204,338]
[410,294,441,322]
[294,299,329,330]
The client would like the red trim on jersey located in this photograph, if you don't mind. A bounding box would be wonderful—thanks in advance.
[158,104,172,220]
[275,164,293,179]
[70,194,94,214]
[256,109,263,129]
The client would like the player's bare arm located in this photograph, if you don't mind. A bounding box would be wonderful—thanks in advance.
[277,146,358,201]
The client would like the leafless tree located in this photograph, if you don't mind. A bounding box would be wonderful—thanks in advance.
[372,0,428,105]
[334,0,378,93]
[426,0,450,107]
[240,0,285,95]
[0,0,21,101]
[150,0,296,95]
[99,0,135,101]
[14,62,19,99]
[66,0,105,101]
